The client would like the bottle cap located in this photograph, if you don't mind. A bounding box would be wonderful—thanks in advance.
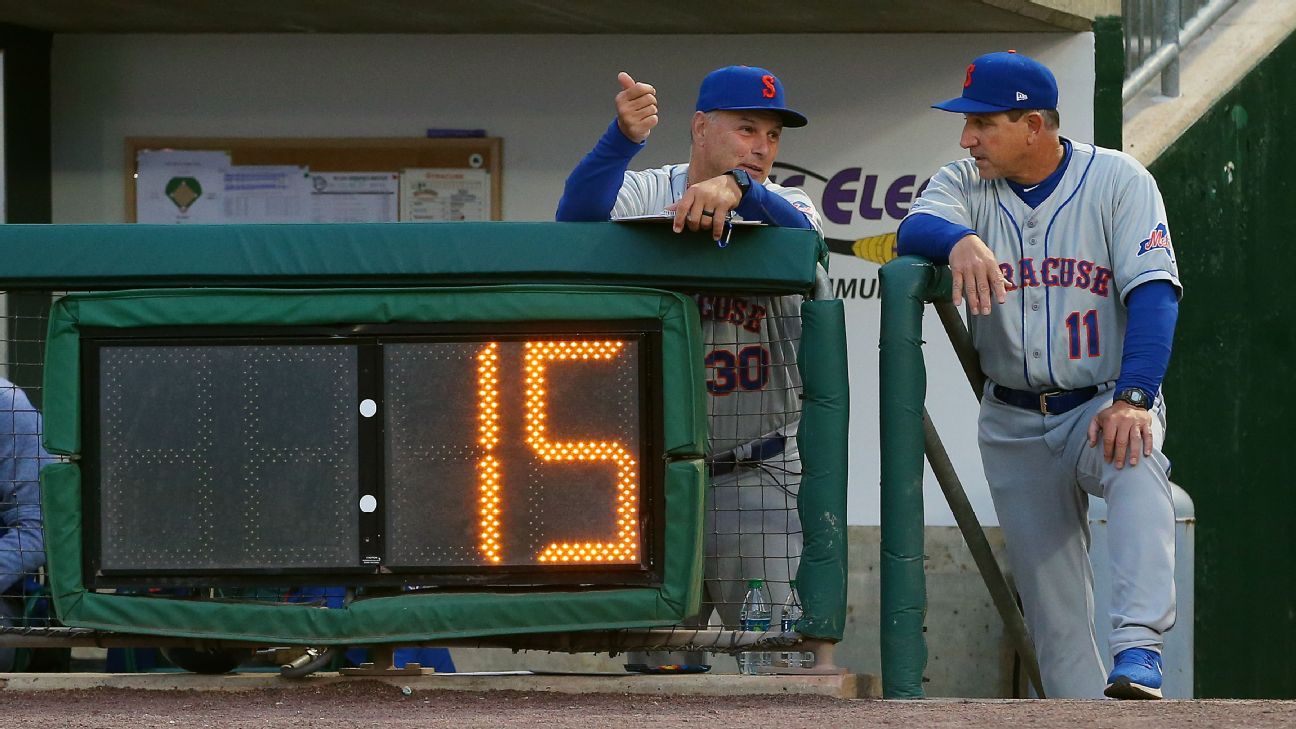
[789,579,797,588]
[747,578,764,588]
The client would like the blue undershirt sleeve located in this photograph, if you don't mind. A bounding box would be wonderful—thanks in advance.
[555,119,644,222]
[1114,280,1179,400]
[896,213,977,265]
[733,183,813,229]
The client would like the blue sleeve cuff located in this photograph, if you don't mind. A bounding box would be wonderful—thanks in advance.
[897,213,976,265]
[600,119,646,157]
[733,182,813,229]
[1114,280,1179,399]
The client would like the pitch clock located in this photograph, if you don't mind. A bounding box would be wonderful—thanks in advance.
[79,321,667,589]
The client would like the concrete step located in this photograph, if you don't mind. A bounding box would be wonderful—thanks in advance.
[0,670,879,699]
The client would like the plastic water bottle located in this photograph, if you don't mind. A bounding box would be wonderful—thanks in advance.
[778,580,806,669]
[738,579,772,675]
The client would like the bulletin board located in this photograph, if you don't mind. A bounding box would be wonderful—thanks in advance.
[124,136,503,222]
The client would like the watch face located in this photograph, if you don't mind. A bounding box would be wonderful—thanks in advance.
[729,169,751,192]
[1122,389,1147,407]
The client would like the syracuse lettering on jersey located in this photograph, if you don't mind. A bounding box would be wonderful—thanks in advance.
[696,296,767,333]
[997,257,1114,297]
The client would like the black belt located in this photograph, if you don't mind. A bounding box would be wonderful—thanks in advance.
[992,384,1099,416]
[708,435,787,476]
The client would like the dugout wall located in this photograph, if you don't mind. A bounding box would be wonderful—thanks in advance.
[1148,29,1296,699]
[0,222,849,652]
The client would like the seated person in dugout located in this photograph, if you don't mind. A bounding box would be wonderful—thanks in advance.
[0,378,57,671]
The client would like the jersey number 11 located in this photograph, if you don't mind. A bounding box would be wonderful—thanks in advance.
[1065,309,1100,359]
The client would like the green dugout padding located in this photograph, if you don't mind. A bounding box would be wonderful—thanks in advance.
[795,299,849,641]
[24,221,848,647]
[42,286,707,642]
[878,256,951,698]
[0,222,825,293]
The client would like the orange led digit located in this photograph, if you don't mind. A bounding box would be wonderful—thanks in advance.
[525,340,639,564]
[476,342,503,563]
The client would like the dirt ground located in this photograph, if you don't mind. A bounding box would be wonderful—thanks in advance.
[0,683,1291,729]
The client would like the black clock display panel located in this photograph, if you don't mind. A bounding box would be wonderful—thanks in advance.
[82,324,661,587]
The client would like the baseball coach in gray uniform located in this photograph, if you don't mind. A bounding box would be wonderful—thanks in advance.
[556,65,823,633]
[898,51,1182,699]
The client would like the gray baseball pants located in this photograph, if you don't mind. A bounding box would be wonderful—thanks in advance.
[979,381,1176,698]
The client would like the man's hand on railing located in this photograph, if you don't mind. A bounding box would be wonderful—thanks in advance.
[949,234,1007,316]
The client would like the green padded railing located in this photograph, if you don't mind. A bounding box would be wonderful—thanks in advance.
[0,221,847,647]
[878,255,1045,699]
[878,256,951,698]
[0,222,826,292]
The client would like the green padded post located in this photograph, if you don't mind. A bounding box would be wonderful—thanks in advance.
[795,298,850,640]
[878,256,950,698]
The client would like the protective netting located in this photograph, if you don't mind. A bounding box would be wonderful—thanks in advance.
[0,292,62,670]
[697,291,804,634]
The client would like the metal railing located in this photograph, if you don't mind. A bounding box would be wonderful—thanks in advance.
[1123,0,1239,103]
[1119,0,1238,102]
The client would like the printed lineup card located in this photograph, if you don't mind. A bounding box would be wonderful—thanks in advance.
[399,168,490,222]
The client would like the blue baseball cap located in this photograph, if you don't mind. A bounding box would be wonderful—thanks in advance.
[933,51,1059,113]
[696,65,808,128]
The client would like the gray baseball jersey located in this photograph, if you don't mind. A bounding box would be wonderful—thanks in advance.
[909,141,1182,697]
[612,163,823,453]
[908,141,1181,391]
[613,163,821,626]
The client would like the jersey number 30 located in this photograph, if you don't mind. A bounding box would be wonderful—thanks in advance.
[706,346,770,395]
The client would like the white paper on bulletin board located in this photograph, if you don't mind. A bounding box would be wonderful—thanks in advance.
[310,172,399,223]
[400,168,489,222]
[222,165,311,223]
[135,149,230,224]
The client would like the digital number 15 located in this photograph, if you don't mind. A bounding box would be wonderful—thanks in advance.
[475,340,639,565]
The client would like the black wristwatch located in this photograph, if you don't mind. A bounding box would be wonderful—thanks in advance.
[1114,388,1151,410]
[727,168,753,199]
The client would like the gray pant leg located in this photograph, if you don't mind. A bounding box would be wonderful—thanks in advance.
[705,443,802,627]
[979,395,1106,699]
[1072,396,1177,657]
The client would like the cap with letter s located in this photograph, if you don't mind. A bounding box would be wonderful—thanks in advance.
[696,65,808,127]
[933,50,1058,113]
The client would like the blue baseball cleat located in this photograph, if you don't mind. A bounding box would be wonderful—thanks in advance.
[1104,647,1164,699]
